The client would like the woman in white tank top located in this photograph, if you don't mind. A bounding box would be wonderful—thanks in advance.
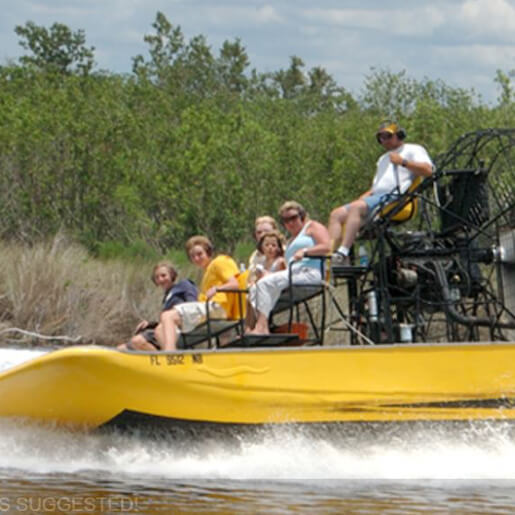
[246,201,330,335]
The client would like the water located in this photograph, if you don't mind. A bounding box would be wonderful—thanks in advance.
[1,348,515,513]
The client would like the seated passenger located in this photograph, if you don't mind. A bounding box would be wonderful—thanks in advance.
[247,215,279,284]
[246,201,330,335]
[328,120,433,265]
[118,262,198,351]
[252,230,286,284]
[158,236,240,351]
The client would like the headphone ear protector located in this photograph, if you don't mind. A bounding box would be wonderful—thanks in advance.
[376,119,407,142]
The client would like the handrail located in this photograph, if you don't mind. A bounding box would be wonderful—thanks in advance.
[284,255,328,343]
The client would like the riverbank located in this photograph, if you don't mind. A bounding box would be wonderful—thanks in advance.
[0,235,199,347]
[0,235,341,348]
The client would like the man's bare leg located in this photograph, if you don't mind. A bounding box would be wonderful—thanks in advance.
[157,309,182,350]
[341,200,368,249]
[244,300,257,332]
[328,205,349,252]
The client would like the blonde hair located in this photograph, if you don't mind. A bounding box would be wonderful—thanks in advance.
[278,201,307,221]
[185,235,214,260]
[255,215,278,230]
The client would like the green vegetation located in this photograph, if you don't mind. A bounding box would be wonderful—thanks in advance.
[0,14,513,343]
[1,13,513,255]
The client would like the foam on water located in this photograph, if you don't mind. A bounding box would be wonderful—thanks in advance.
[0,347,47,372]
[1,347,515,481]
[0,418,514,480]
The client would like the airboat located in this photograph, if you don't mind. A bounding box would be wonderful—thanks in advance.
[0,128,513,430]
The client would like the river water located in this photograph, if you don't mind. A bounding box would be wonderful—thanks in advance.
[1,347,514,514]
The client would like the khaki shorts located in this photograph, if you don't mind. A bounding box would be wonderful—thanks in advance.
[174,301,227,333]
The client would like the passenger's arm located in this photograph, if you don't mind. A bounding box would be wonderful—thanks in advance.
[276,257,287,271]
[390,153,433,178]
[205,275,239,300]
[166,281,199,308]
[134,320,149,333]
[293,221,331,260]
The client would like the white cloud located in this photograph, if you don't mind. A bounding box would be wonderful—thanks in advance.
[1,0,511,102]
[460,0,515,37]
[433,43,515,69]
[183,4,283,28]
[23,0,102,17]
[255,5,282,23]
[300,6,447,37]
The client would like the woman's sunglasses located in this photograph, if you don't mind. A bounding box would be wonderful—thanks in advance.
[281,213,300,225]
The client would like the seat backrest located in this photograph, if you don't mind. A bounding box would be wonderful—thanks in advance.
[225,270,248,320]
[437,170,489,234]
[379,175,423,223]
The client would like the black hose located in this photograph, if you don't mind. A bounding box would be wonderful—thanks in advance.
[434,262,515,329]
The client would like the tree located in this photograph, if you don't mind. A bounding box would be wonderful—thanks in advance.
[273,56,306,99]
[218,39,249,93]
[494,69,514,106]
[132,11,185,82]
[15,21,95,75]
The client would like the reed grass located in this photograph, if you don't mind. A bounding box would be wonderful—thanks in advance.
[0,234,189,347]
[0,234,353,348]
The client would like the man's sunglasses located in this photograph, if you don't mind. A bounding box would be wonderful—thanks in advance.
[281,213,300,224]
[376,132,393,143]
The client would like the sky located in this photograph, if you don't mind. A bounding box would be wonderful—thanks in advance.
[1,0,514,104]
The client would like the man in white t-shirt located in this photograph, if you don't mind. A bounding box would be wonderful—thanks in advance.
[329,120,434,265]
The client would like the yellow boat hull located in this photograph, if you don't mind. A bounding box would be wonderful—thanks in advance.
[0,343,514,429]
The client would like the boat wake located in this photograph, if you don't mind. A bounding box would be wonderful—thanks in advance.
[0,347,47,373]
[1,347,515,481]
[0,411,515,481]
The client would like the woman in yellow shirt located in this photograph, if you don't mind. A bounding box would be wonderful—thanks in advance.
[157,236,240,351]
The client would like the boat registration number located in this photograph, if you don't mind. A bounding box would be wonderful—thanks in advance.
[149,354,203,366]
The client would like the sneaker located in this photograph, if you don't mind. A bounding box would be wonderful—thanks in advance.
[331,251,351,267]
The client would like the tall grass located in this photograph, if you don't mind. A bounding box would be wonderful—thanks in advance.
[0,235,186,347]
[0,234,342,348]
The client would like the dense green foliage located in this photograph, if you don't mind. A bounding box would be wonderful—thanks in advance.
[1,13,513,255]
